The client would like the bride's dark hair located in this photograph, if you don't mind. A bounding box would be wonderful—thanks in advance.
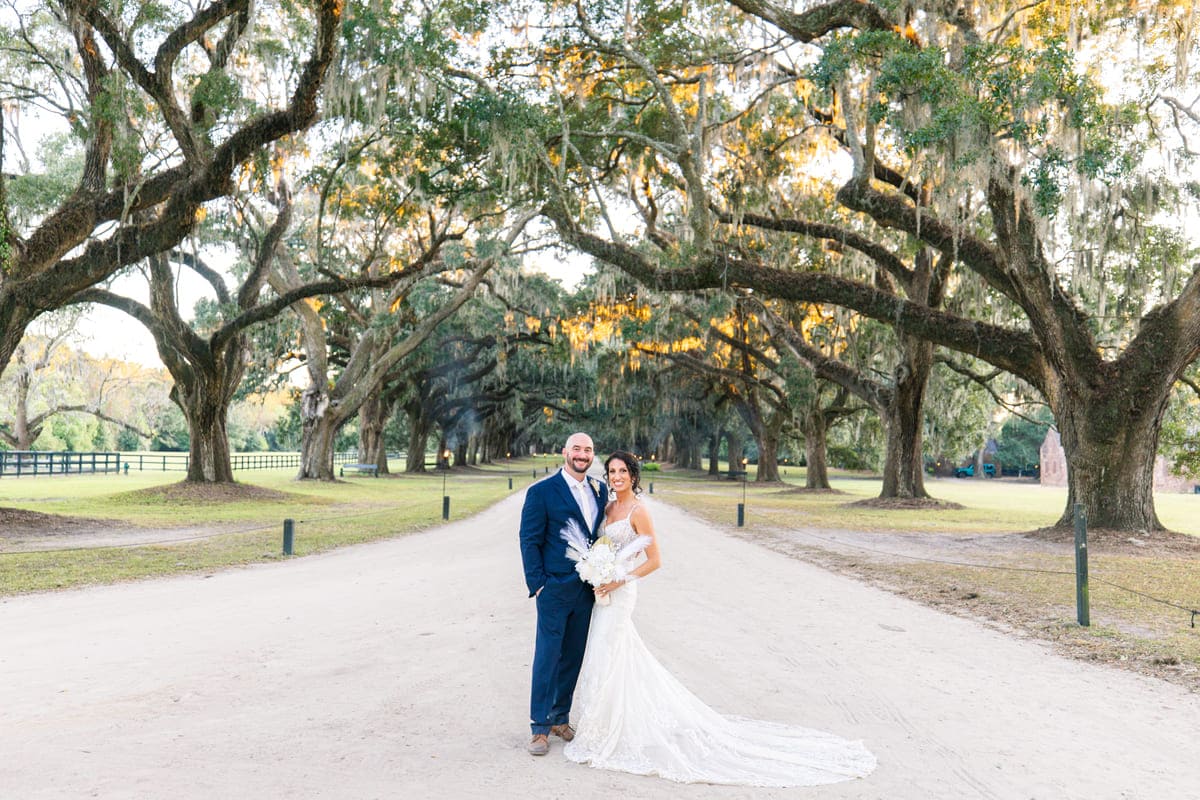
[604,450,642,495]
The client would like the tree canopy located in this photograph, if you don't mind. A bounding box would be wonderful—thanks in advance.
[4,1,1200,532]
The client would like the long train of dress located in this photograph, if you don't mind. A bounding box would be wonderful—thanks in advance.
[563,516,877,787]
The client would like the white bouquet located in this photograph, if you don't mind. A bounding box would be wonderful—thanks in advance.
[561,519,651,605]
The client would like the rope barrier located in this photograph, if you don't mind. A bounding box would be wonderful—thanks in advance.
[0,520,281,555]
[778,528,1200,628]
[0,469,532,556]
[786,529,1077,576]
[0,504,407,556]
[7,479,1196,628]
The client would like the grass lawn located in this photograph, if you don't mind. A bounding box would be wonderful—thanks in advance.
[644,465,1200,690]
[4,456,1196,689]
[0,457,546,596]
[647,467,1200,535]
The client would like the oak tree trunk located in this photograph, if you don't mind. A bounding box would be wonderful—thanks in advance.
[176,382,235,483]
[803,410,831,490]
[756,430,781,483]
[12,365,33,449]
[404,398,432,473]
[879,336,931,499]
[725,431,744,477]
[357,387,388,474]
[297,387,340,480]
[1055,386,1168,530]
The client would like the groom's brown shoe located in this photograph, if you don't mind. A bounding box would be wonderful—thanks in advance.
[528,734,550,756]
[549,724,575,742]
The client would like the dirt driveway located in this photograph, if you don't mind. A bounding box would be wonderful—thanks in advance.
[1,493,1197,798]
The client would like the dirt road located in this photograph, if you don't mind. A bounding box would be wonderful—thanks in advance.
[1,492,1196,799]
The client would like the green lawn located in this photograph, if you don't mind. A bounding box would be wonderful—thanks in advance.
[644,465,1200,689]
[0,459,537,595]
[5,458,1197,690]
[645,467,1200,536]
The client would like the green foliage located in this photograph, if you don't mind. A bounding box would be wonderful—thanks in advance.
[35,414,94,451]
[1160,382,1200,478]
[0,219,10,277]
[92,422,113,451]
[191,69,243,129]
[826,443,872,471]
[240,429,269,452]
[270,399,303,451]
[5,135,83,232]
[812,28,1142,215]
[116,427,144,451]
[994,407,1054,470]
[150,405,190,452]
[335,421,359,452]
[922,362,994,463]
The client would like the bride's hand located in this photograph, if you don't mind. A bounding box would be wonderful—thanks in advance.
[595,580,624,598]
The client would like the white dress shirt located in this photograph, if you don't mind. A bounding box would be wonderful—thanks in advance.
[562,470,597,530]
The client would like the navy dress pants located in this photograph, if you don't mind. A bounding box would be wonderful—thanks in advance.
[530,576,594,735]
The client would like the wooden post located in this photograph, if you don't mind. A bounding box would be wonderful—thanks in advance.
[1074,503,1090,627]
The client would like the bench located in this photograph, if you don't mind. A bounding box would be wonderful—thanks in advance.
[340,463,379,478]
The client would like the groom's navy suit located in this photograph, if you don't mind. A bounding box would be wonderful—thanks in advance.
[519,468,607,736]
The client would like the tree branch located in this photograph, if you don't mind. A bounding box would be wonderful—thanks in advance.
[542,198,1044,383]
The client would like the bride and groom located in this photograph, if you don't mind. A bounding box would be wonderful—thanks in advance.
[517,432,877,786]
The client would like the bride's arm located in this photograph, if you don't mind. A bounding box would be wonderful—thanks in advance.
[595,506,661,598]
[623,505,660,582]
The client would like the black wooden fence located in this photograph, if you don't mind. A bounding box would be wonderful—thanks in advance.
[0,450,122,477]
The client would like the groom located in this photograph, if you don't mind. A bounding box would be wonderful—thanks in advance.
[518,432,607,756]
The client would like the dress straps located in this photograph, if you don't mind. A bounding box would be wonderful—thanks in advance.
[604,502,640,527]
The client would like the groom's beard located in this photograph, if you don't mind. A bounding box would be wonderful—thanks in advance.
[569,457,592,475]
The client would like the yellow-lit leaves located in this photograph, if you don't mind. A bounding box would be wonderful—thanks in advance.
[558,298,652,354]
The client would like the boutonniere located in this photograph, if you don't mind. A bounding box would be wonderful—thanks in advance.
[588,477,600,495]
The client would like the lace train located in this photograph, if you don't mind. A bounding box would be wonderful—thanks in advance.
[563,519,876,786]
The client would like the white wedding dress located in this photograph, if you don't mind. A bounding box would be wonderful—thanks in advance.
[563,511,877,786]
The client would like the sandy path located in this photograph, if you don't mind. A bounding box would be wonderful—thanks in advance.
[1,493,1197,799]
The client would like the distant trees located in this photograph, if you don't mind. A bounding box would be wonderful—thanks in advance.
[0,312,157,450]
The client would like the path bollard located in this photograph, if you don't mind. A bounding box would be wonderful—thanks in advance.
[442,495,450,521]
[283,518,294,556]
[1074,503,1090,626]
[737,503,745,527]
[648,481,654,494]
[508,477,513,490]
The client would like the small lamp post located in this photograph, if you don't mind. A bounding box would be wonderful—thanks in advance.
[442,449,452,520]
[738,457,748,526]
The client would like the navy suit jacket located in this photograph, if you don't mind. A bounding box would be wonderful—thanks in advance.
[519,469,608,597]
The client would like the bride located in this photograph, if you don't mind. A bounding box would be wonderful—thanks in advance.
[563,451,877,787]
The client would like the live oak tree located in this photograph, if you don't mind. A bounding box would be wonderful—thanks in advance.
[74,174,430,483]
[262,1,550,480]
[521,0,1200,532]
[508,0,953,498]
[630,297,799,481]
[398,268,574,470]
[0,0,342,382]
